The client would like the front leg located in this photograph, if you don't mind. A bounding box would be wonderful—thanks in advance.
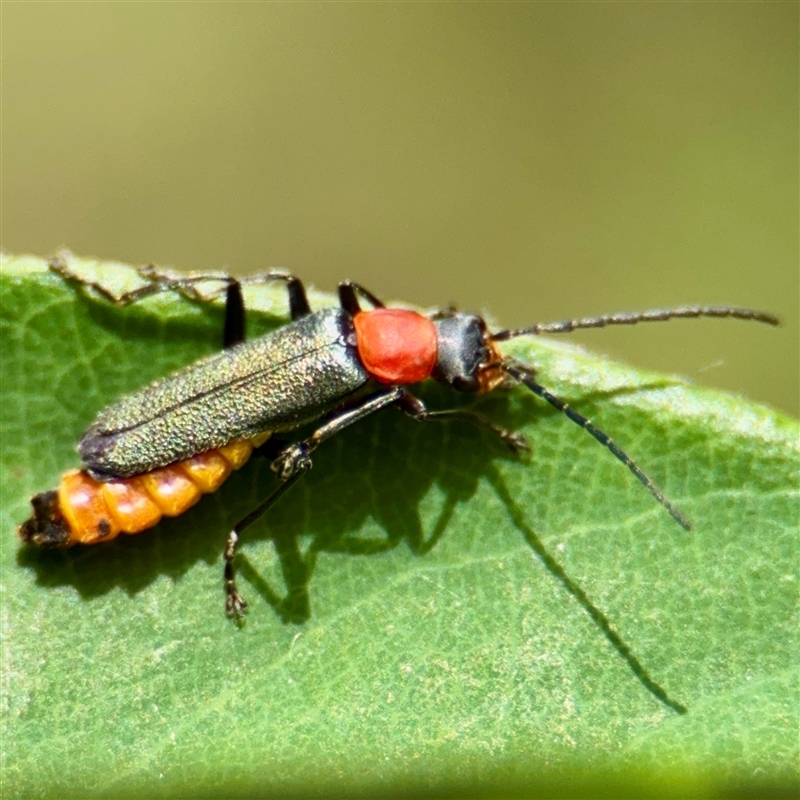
[270,388,404,480]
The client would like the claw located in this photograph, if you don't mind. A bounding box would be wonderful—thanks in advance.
[505,431,531,454]
[271,443,313,481]
[226,589,249,620]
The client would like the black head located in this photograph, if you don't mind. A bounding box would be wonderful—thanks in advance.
[432,313,506,393]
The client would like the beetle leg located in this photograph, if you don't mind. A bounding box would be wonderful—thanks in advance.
[221,283,246,348]
[49,255,313,348]
[224,470,307,619]
[224,387,403,617]
[338,280,386,315]
[271,388,404,480]
[135,267,312,323]
[50,254,234,306]
[394,389,531,454]
[223,272,310,347]
[243,270,311,321]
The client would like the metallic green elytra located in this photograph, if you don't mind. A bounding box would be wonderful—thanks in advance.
[80,307,369,480]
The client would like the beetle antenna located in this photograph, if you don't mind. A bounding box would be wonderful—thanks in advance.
[505,365,692,531]
[490,305,779,342]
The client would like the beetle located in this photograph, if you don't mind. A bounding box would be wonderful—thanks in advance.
[19,255,779,620]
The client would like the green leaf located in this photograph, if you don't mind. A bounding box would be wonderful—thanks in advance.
[2,253,797,798]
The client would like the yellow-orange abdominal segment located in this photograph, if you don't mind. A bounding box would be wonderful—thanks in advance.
[140,464,203,518]
[59,471,121,545]
[101,476,161,534]
[57,436,268,546]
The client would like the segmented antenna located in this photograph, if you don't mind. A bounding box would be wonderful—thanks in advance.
[491,305,779,342]
[505,365,692,531]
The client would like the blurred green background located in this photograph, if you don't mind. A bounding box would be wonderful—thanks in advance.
[2,2,797,415]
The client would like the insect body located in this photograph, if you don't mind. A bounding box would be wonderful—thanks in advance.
[19,257,779,619]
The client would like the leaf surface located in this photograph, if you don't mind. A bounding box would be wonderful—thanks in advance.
[1,254,797,798]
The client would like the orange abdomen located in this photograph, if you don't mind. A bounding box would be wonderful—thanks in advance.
[21,436,268,548]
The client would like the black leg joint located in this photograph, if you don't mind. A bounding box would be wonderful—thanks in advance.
[339,280,385,315]
[254,270,311,320]
[338,283,362,316]
[286,278,312,320]
[223,282,246,348]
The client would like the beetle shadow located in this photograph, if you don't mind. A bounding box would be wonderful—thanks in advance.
[17,375,688,714]
[226,382,690,713]
[234,377,678,627]
[481,461,687,715]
